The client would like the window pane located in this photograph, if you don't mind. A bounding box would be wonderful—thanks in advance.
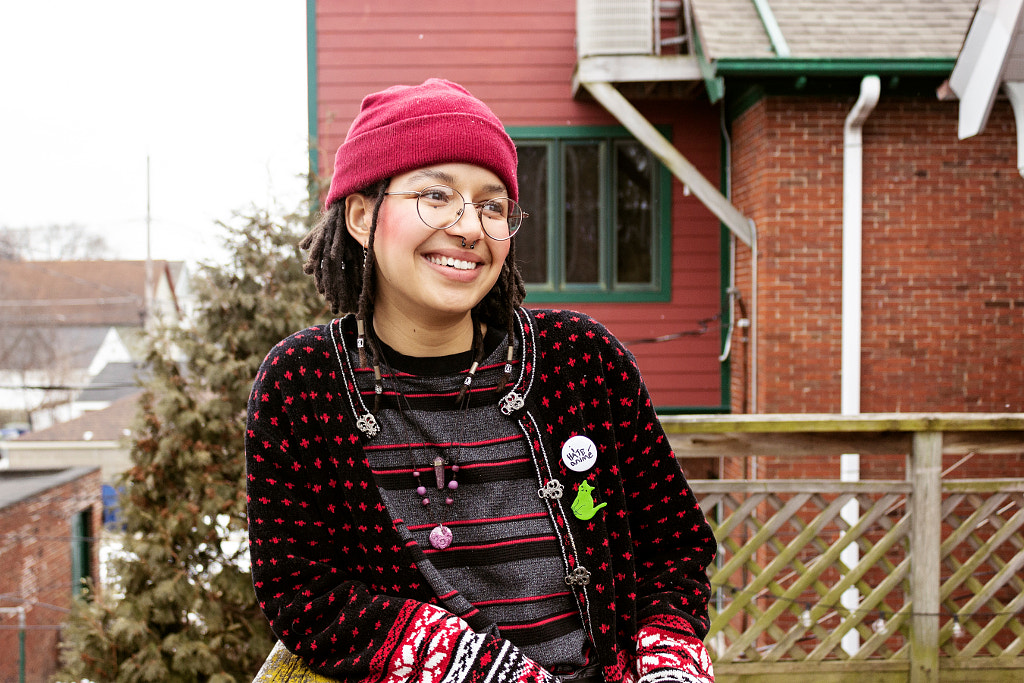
[71,508,92,597]
[615,142,654,284]
[515,144,549,284]
[564,143,601,284]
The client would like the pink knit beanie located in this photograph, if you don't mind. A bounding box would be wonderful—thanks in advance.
[324,79,518,209]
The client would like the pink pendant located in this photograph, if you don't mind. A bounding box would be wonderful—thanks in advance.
[429,524,453,550]
[433,456,445,490]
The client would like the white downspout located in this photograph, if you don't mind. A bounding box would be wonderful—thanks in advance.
[750,230,758,417]
[840,74,881,655]
[843,76,881,418]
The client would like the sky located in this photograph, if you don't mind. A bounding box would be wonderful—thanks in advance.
[0,1,310,267]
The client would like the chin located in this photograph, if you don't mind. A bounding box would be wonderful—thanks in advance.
[428,294,487,317]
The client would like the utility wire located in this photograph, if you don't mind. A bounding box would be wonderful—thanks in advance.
[0,382,143,391]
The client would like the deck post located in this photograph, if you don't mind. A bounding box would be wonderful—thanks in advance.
[909,430,942,683]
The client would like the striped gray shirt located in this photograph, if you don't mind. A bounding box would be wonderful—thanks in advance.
[355,329,590,671]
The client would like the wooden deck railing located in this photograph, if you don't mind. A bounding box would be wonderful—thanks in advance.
[665,413,1024,683]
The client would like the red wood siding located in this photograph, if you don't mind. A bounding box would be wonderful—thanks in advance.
[314,0,600,157]
[573,102,724,410]
[314,0,727,410]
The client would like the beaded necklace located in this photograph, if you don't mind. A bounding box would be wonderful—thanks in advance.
[341,315,525,549]
[378,349,470,550]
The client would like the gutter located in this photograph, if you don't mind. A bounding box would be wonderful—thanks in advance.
[696,53,951,103]
[713,58,956,77]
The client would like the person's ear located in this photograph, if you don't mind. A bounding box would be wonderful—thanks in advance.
[345,193,374,247]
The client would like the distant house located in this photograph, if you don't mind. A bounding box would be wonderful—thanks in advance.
[1,392,140,483]
[72,360,150,416]
[0,467,102,683]
[0,326,133,430]
[0,259,188,430]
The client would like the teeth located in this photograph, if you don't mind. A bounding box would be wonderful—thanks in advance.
[428,255,476,271]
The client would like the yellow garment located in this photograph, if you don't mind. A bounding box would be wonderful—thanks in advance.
[253,641,337,683]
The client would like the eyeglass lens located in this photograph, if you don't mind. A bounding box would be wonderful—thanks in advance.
[416,185,524,238]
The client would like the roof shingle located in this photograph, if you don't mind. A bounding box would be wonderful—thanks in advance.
[691,0,978,60]
[14,391,141,442]
[0,260,178,326]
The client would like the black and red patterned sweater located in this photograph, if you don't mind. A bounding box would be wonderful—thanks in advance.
[246,308,717,682]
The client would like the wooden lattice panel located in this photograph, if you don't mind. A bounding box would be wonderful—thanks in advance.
[938,486,1024,660]
[669,415,1024,681]
[697,482,913,663]
[694,480,1024,672]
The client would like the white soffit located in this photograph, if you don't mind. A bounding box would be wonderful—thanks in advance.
[949,0,1024,139]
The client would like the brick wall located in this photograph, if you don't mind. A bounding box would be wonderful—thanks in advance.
[726,93,1024,480]
[861,101,1024,412]
[0,469,102,682]
[730,95,1024,416]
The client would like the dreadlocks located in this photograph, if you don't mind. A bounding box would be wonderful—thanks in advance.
[300,180,389,316]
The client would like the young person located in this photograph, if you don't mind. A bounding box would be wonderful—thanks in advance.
[246,79,716,683]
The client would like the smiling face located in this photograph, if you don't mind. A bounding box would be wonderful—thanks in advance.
[346,163,512,346]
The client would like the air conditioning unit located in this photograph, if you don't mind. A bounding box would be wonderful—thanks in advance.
[577,0,654,57]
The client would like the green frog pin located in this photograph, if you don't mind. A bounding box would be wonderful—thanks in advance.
[571,480,607,520]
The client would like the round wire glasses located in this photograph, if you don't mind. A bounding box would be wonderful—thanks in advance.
[383,185,526,240]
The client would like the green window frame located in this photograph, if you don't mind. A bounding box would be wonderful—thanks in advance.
[507,126,673,303]
[71,508,92,597]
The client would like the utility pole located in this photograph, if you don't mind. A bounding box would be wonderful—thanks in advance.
[145,156,154,327]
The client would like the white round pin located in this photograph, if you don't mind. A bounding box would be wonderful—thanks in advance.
[561,435,598,472]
